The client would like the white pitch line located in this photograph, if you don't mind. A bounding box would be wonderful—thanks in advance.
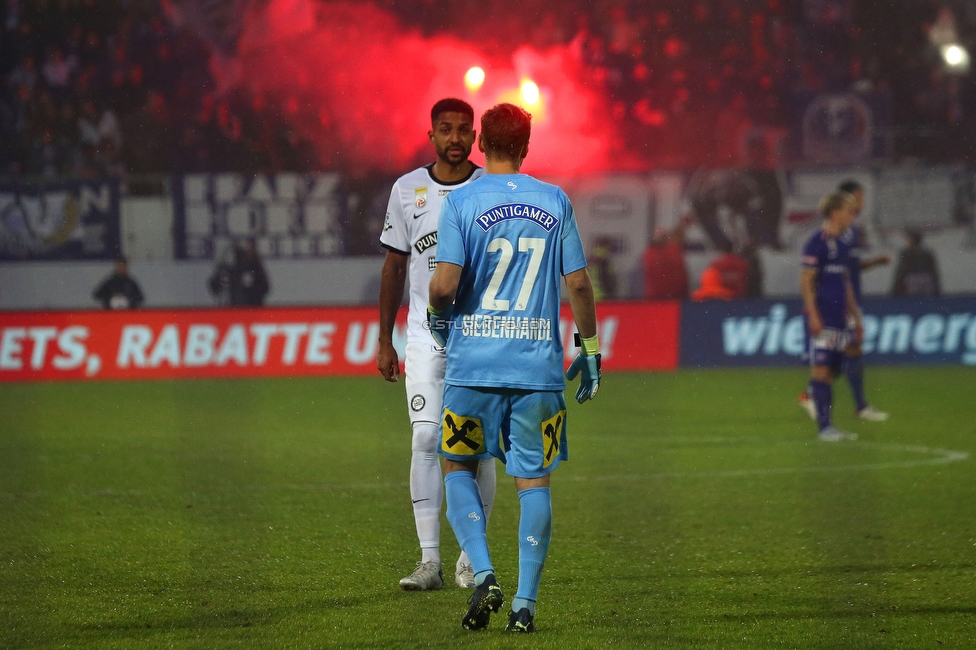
[0,443,967,500]
[566,442,969,483]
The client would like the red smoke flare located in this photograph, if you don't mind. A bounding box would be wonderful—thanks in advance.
[227,0,620,175]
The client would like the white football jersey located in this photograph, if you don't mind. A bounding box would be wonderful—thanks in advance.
[380,163,485,345]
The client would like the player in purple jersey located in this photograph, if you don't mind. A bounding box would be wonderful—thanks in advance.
[797,180,891,422]
[837,180,891,420]
[800,190,862,441]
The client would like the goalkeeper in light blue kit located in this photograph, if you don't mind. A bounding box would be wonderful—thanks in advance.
[428,103,601,633]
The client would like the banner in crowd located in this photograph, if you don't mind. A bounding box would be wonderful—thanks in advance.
[680,296,976,367]
[173,173,343,260]
[0,179,121,261]
[0,301,679,382]
[172,173,397,260]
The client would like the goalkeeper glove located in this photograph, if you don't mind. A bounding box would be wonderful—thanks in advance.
[565,334,602,403]
[426,304,453,347]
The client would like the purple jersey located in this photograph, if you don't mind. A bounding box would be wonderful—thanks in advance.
[801,229,852,329]
[840,225,864,304]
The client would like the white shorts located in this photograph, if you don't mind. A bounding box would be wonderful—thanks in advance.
[403,341,446,426]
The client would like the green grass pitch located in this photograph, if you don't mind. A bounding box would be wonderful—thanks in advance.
[2,366,975,649]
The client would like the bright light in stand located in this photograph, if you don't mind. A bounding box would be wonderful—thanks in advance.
[520,79,540,105]
[941,44,970,71]
[465,66,485,92]
[943,44,965,65]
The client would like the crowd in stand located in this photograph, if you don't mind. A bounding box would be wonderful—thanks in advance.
[0,0,316,178]
[2,0,974,178]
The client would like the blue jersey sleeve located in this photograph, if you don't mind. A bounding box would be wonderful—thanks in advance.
[435,194,466,267]
[560,200,587,275]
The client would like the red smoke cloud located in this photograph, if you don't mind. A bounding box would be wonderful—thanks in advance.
[230,0,620,175]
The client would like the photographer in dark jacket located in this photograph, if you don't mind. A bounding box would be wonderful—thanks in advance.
[93,257,144,309]
[208,240,270,306]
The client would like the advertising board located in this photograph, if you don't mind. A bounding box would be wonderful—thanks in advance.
[0,301,679,382]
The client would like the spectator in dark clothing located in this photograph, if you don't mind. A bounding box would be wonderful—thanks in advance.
[741,238,763,298]
[93,257,144,309]
[208,240,270,306]
[26,127,68,176]
[892,230,940,296]
[122,91,174,173]
[7,53,38,92]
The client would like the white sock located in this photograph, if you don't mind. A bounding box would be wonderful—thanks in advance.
[410,422,442,565]
[458,458,497,570]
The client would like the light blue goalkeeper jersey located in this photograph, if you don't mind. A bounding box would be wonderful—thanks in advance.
[435,173,587,390]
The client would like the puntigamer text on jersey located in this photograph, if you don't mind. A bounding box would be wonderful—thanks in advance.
[476,203,558,232]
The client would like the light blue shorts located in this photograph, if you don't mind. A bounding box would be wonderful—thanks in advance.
[440,385,568,478]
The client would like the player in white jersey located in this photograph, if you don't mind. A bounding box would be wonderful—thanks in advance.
[377,98,496,591]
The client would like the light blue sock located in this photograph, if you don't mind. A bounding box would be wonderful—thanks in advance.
[514,487,551,615]
[473,570,492,587]
[511,596,536,615]
[444,471,492,576]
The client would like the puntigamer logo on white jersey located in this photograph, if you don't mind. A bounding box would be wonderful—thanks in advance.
[476,203,557,232]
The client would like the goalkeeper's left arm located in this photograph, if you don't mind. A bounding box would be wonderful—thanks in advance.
[428,261,462,346]
[564,268,601,403]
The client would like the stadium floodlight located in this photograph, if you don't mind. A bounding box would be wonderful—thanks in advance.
[465,66,485,92]
[941,43,970,72]
[520,79,540,105]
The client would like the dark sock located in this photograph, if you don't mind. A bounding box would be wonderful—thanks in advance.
[809,379,832,431]
[845,355,867,412]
